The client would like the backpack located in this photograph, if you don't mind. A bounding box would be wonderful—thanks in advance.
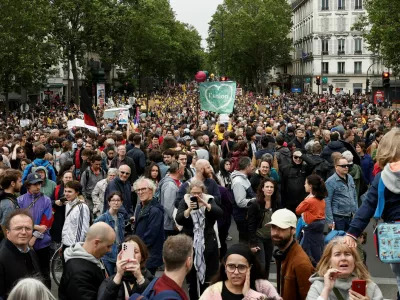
[30,161,52,175]
[129,278,182,300]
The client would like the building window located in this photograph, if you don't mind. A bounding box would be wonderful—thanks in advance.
[322,62,329,74]
[355,0,363,9]
[338,39,345,54]
[338,62,345,74]
[354,38,362,53]
[354,62,362,74]
[322,0,329,10]
[322,39,329,54]
[338,0,345,10]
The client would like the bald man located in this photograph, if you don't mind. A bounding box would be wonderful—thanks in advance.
[175,159,221,208]
[59,222,115,300]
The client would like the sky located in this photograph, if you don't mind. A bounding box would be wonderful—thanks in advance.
[169,0,224,49]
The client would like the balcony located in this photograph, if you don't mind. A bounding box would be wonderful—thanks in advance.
[354,70,362,74]
[337,71,345,74]
[321,6,329,11]
[355,5,363,9]
[354,50,362,54]
[337,51,345,55]
[322,51,329,55]
[338,6,345,10]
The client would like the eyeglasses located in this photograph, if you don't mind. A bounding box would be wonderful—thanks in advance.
[225,263,251,274]
[337,164,351,168]
[110,199,122,203]
[120,171,130,175]
[10,226,33,232]
[293,156,302,160]
[135,187,149,193]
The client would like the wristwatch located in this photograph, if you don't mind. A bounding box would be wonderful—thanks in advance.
[33,230,44,239]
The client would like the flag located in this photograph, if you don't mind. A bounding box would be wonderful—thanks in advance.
[133,106,140,129]
[199,81,236,114]
[80,86,97,127]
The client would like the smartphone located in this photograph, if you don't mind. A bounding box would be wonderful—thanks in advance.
[190,196,199,210]
[121,242,135,268]
[352,279,366,296]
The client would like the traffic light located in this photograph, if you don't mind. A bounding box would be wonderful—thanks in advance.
[382,72,390,88]
[366,78,370,93]
[316,76,321,86]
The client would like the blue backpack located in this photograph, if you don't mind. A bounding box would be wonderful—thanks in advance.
[129,278,182,300]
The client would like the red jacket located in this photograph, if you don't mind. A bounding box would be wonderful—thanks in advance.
[153,273,188,300]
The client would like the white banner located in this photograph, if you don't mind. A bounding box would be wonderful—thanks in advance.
[67,119,98,132]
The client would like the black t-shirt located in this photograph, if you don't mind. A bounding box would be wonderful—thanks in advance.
[221,281,244,300]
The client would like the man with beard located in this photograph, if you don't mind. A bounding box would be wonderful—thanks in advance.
[268,209,314,300]
[175,159,221,208]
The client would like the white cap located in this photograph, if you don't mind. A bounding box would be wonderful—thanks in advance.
[267,209,297,229]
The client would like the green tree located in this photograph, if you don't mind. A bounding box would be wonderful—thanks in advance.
[353,0,400,74]
[0,0,59,115]
[50,0,119,103]
[207,0,292,95]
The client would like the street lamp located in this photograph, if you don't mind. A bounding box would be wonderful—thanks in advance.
[211,21,225,76]
[314,34,331,96]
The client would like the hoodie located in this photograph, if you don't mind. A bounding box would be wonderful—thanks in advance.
[59,242,105,300]
[35,166,56,198]
[64,242,103,269]
[306,273,383,300]
[158,175,179,231]
[22,158,57,184]
[231,170,256,221]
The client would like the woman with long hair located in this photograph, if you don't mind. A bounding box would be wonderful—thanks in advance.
[209,144,220,173]
[97,235,154,300]
[50,170,74,247]
[345,128,400,295]
[307,237,383,299]
[144,163,161,187]
[216,159,232,189]
[296,174,327,266]
[247,178,279,278]
[200,243,281,300]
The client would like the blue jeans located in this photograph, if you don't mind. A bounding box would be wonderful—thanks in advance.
[333,215,352,231]
[102,259,116,276]
[390,263,400,298]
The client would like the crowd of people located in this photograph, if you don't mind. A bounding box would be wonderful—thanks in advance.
[0,89,399,300]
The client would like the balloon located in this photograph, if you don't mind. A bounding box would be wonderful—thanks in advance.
[195,71,206,83]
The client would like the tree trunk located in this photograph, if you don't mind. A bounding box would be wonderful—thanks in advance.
[70,52,80,105]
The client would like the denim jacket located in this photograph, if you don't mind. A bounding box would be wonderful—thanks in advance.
[94,210,125,263]
[325,172,357,224]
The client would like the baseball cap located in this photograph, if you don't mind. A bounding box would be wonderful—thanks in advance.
[267,209,297,229]
[26,173,43,185]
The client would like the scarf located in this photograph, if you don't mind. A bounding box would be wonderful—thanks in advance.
[191,206,206,297]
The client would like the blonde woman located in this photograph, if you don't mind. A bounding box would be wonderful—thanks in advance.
[307,237,383,300]
[344,128,400,296]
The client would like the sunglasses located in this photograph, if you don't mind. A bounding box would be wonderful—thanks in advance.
[293,156,302,160]
[337,164,351,168]
[120,171,130,175]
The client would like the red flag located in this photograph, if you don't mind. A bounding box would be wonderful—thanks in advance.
[80,87,97,127]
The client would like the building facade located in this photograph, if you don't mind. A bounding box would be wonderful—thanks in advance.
[291,0,385,95]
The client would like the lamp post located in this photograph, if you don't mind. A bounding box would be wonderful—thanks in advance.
[366,61,379,94]
[314,34,331,96]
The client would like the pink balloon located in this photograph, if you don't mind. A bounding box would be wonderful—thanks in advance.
[195,71,206,83]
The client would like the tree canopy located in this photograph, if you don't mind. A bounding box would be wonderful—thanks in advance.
[207,0,292,95]
[353,0,400,74]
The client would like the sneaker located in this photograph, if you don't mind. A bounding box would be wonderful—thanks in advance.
[226,235,233,241]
